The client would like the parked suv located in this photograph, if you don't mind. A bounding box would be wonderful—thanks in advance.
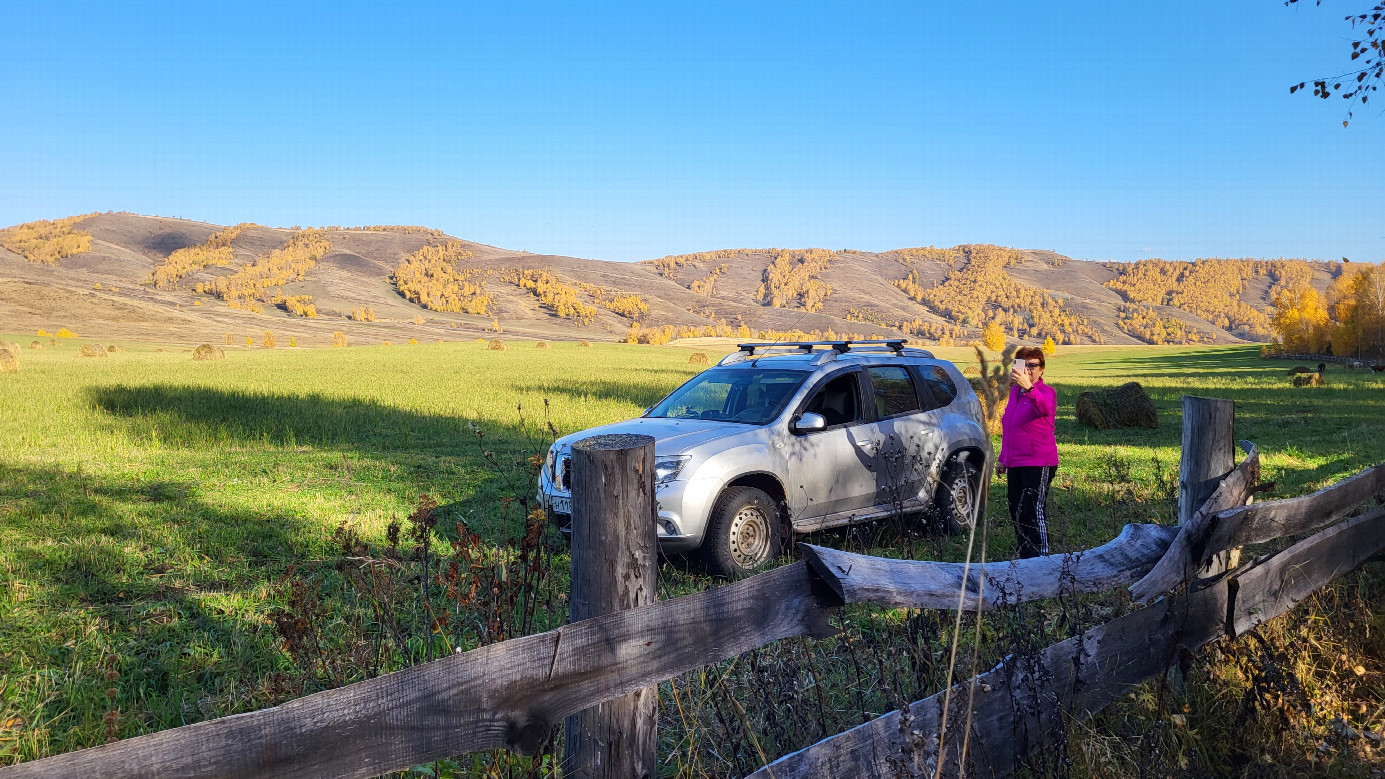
[537,340,992,576]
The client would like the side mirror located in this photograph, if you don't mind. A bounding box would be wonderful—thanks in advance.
[794,412,826,432]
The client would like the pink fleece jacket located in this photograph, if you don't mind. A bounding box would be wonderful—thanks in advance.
[998,379,1058,468]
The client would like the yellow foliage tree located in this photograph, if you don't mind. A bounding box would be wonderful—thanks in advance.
[1271,284,1332,353]
[1042,336,1057,355]
[982,320,1006,353]
[0,214,95,264]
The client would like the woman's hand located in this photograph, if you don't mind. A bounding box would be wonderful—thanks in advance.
[1011,366,1033,391]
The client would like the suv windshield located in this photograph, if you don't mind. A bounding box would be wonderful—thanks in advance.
[647,368,810,425]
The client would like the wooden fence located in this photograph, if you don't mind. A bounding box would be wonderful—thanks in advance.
[3,399,1383,778]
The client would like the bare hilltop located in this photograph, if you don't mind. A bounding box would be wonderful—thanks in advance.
[0,212,1342,348]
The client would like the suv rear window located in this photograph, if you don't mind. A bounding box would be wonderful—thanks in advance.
[648,368,809,425]
[867,366,921,418]
[922,365,958,409]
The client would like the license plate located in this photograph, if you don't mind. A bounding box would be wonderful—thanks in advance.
[551,495,572,515]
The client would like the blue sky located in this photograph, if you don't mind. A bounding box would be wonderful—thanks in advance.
[1,1,1380,262]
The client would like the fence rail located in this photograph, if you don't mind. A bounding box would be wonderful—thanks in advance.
[3,409,1383,778]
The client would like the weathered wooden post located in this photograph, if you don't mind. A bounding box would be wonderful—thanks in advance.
[1179,396,1235,527]
[563,433,658,778]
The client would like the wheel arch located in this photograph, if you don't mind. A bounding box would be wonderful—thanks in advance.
[719,471,788,525]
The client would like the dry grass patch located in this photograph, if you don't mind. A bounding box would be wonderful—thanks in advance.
[192,344,226,361]
[78,344,106,358]
[487,339,508,351]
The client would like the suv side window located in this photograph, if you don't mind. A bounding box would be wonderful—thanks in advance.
[921,365,958,410]
[866,366,921,419]
[802,372,863,428]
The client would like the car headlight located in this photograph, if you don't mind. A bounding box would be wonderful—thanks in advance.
[545,447,557,481]
[654,455,691,483]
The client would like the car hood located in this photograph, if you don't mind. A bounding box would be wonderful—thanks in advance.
[554,417,755,455]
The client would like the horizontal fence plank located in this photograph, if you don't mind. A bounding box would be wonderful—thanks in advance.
[801,523,1179,611]
[3,562,839,779]
[1130,442,1260,602]
[1208,463,1385,557]
[1231,507,1385,636]
[753,506,1385,779]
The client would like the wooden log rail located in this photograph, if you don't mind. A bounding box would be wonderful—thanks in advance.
[4,447,1382,778]
[749,507,1385,779]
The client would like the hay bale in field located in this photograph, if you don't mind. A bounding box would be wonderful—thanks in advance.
[106,345,124,353]
[79,344,107,358]
[488,339,508,351]
[0,341,20,361]
[579,340,592,347]
[1076,382,1158,430]
[0,348,17,374]
[1292,372,1324,387]
[962,366,980,376]
[49,338,57,347]
[192,343,226,361]
[689,352,709,365]
[29,341,42,350]
[536,341,550,349]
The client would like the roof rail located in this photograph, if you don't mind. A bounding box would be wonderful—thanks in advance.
[734,339,908,356]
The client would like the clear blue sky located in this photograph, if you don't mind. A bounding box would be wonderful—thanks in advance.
[1,1,1380,263]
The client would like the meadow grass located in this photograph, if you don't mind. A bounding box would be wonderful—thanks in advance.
[0,339,1382,775]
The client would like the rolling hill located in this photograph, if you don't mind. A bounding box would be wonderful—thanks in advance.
[0,212,1344,349]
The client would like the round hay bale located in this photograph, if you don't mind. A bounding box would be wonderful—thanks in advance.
[579,340,592,347]
[106,345,124,353]
[0,341,20,362]
[192,343,226,361]
[1292,372,1324,387]
[1076,381,1158,430]
[49,338,58,346]
[79,344,107,358]
[0,349,17,374]
[962,366,980,376]
[536,341,550,349]
[689,352,709,365]
[1287,365,1315,376]
[29,340,42,350]
[487,339,508,351]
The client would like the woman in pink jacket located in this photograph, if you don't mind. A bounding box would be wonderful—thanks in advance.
[997,346,1058,558]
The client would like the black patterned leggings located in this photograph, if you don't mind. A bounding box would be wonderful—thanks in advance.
[1007,465,1056,559]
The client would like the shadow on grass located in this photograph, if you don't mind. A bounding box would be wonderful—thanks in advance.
[0,462,322,756]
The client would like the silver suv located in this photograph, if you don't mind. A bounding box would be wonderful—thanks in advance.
[537,340,992,576]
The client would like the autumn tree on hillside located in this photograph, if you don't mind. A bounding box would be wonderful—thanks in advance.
[1271,284,1333,353]
[982,320,1006,353]
[0,215,95,264]
[393,241,492,315]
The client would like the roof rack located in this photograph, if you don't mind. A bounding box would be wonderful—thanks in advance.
[735,339,907,356]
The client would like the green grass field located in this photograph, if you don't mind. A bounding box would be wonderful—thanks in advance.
[1,338,1382,774]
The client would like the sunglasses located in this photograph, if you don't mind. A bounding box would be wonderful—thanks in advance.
[1023,362,1042,370]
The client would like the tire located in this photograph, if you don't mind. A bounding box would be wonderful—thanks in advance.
[935,457,980,535]
[701,486,783,578]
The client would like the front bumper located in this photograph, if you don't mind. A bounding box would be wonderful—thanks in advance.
[536,469,713,555]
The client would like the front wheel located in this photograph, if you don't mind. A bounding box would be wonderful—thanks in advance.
[935,458,980,534]
[701,486,783,578]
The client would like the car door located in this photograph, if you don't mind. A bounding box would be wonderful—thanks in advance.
[862,364,943,511]
[782,369,878,524]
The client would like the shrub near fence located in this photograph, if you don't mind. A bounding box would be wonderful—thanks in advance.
[3,398,1383,778]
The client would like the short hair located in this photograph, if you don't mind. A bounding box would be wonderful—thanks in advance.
[1015,346,1045,369]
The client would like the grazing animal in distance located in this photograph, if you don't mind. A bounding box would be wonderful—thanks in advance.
[1372,364,1385,374]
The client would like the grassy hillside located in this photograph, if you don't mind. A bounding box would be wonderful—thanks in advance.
[0,340,1381,774]
[0,213,1358,353]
